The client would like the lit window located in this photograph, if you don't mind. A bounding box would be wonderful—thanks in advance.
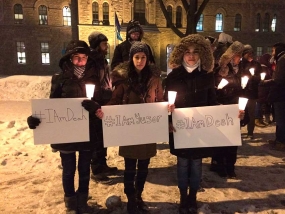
[263,13,270,32]
[271,14,277,32]
[234,14,242,31]
[39,5,48,25]
[166,44,175,75]
[255,13,261,32]
[176,6,182,28]
[63,6,71,26]
[14,4,23,24]
[17,42,26,64]
[41,42,50,64]
[215,13,223,32]
[102,3,109,25]
[134,0,145,25]
[256,47,263,57]
[92,2,99,25]
[196,14,203,31]
[166,6,172,27]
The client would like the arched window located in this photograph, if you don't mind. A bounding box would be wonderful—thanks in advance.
[263,13,270,32]
[234,14,242,31]
[255,13,261,32]
[271,14,277,32]
[176,6,182,28]
[196,14,203,31]
[92,2,99,25]
[63,6,71,26]
[102,2,109,25]
[39,5,48,25]
[134,0,145,25]
[215,13,223,32]
[166,6,172,27]
[14,4,23,24]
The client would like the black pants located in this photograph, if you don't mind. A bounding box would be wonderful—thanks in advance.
[124,158,150,195]
[212,146,237,173]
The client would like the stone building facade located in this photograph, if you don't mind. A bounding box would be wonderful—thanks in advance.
[1,0,285,75]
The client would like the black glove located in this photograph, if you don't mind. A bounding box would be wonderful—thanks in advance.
[81,100,100,113]
[27,116,41,129]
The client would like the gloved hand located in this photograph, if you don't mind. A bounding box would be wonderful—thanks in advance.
[27,116,41,129]
[81,100,100,113]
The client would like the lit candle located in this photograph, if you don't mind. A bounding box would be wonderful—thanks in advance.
[260,72,266,80]
[241,76,249,89]
[217,78,229,89]
[249,68,255,76]
[85,84,95,99]
[238,97,248,110]
[168,91,177,115]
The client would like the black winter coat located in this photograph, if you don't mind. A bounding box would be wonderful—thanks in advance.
[49,61,103,151]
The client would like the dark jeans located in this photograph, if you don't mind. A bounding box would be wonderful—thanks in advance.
[246,99,256,135]
[60,151,92,197]
[211,146,237,173]
[124,158,150,195]
[274,101,285,142]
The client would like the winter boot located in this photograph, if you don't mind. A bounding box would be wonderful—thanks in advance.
[136,190,149,213]
[255,119,266,127]
[179,189,189,214]
[64,195,77,214]
[126,194,139,214]
[188,189,198,214]
[77,192,91,214]
[264,114,272,125]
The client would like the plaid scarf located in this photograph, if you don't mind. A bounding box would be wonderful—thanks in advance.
[74,65,85,79]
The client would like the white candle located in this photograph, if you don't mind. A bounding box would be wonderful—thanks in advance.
[238,97,248,110]
[249,68,255,76]
[241,76,249,89]
[260,72,266,80]
[217,78,229,89]
[85,84,95,99]
[168,91,177,115]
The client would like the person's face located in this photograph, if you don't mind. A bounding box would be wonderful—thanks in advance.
[271,47,276,57]
[130,32,140,41]
[183,46,200,66]
[132,52,147,72]
[71,53,88,67]
[232,54,242,65]
[99,41,108,55]
[243,52,253,62]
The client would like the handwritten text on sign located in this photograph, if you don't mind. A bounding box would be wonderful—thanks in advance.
[102,102,169,147]
[31,98,89,145]
[172,104,241,149]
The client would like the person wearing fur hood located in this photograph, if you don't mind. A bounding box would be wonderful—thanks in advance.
[164,34,219,214]
[101,41,164,214]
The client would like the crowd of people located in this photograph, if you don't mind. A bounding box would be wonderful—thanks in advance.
[26,20,284,214]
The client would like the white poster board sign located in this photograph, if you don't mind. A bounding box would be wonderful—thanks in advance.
[172,104,241,148]
[31,98,89,145]
[102,102,169,147]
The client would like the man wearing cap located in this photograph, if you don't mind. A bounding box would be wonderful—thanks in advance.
[111,20,155,70]
[88,31,118,184]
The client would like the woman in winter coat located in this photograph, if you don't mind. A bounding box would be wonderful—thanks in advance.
[98,41,164,214]
[27,40,103,214]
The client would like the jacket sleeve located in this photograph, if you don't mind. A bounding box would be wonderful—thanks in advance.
[49,74,62,98]
[106,83,125,105]
[111,45,123,71]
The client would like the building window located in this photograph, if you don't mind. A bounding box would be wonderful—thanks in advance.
[256,47,263,57]
[166,44,175,75]
[14,4,23,24]
[134,0,146,25]
[92,2,99,25]
[41,42,50,64]
[39,5,48,25]
[196,14,203,31]
[176,6,182,28]
[63,6,71,26]
[166,6,172,27]
[255,13,261,32]
[263,13,270,32]
[102,3,109,25]
[215,13,223,32]
[234,14,242,31]
[271,14,277,32]
[106,44,110,63]
[17,42,26,64]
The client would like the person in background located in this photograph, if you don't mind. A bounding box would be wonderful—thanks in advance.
[239,44,262,140]
[27,40,103,214]
[111,20,155,70]
[88,31,118,184]
[213,32,233,66]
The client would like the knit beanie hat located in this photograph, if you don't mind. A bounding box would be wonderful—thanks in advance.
[88,31,108,49]
[242,44,254,56]
[129,41,149,61]
[126,20,143,40]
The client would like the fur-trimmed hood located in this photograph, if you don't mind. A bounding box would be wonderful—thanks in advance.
[168,34,214,73]
[111,62,161,85]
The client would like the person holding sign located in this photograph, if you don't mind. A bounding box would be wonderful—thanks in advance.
[97,41,164,214]
[27,40,102,214]
[164,34,244,214]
